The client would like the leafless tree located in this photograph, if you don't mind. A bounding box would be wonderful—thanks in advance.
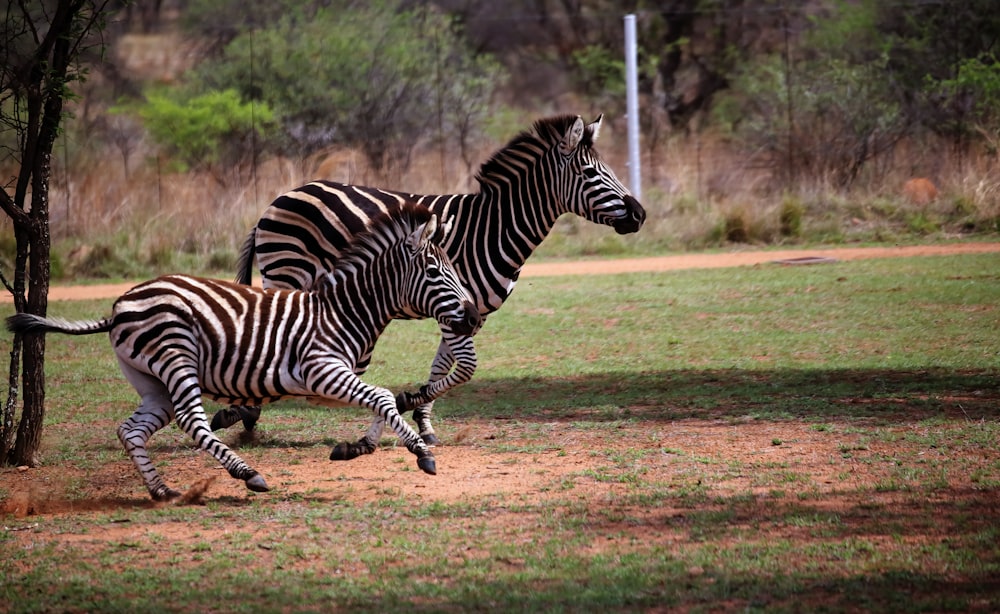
[0,0,114,466]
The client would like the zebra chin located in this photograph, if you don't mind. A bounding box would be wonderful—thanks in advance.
[611,195,646,235]
[444,300,482,336]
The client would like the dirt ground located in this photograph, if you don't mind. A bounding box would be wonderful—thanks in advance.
[3,240,999,515]
[4,409,995,515]
[2,241,999,610]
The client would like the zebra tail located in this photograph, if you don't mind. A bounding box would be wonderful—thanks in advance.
[5,313,112,336]
[234,225,257,285]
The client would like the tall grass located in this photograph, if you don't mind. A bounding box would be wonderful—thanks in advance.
[7,116,999,281]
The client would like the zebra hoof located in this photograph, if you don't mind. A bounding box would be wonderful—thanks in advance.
[330,442,360,461]
[210,408,239,431]
[331,439,377,461]
[238,405,262,432]
[245,474,270,493]
[417,455,437,475]
[152,487,182,502]
[420,432,440,446]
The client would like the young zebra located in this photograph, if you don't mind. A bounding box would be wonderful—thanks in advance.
[6,205,480,501]
[216,114,646,447]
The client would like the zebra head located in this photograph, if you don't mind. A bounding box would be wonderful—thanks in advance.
[550,114,646,235]
[401,209,481,337]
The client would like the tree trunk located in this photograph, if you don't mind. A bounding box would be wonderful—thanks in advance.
[12,335,46,467]
[0,0,101,466]
[1,337,21,465]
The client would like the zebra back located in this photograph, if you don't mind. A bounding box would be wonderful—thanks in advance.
[110,203,472,403]
[242,114,645,317]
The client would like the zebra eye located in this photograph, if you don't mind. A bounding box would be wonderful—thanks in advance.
[427,264,442,279]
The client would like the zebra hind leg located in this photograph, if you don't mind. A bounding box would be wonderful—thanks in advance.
[117,400,182,502]
[174,400,269,494]
[120,361,269,497]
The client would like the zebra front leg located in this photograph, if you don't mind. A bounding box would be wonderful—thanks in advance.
[397,334,478,445]
[380,397,437,475]
[329,354,383,460]
[330,402,434,474]
[314,364,435,474]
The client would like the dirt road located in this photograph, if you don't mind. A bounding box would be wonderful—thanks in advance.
[3,241,999,303]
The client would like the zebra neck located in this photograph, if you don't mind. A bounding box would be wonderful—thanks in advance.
[433,187,558,276]
[321,259,399,347]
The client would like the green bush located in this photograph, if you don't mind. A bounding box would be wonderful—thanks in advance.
[134,89,274,172]
[779,195,805,238]
[193,0,504,171]
[571,45,626,108]
[907,211,940,235]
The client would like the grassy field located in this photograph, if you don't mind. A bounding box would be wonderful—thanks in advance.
[2,251,999,612]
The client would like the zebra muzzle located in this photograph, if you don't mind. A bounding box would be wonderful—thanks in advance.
[448,300,482,336]
[613,195,646,235]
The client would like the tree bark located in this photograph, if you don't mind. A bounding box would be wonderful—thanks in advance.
[1,0,103,466]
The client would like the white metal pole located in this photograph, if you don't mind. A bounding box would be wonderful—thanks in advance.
[624,13,641,200]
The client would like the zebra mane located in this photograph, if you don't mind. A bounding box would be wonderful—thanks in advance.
[474,115,596,189]
[320,201,435,286]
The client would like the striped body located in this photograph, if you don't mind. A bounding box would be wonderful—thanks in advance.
[225,114,646,442]
[7,205,479,501]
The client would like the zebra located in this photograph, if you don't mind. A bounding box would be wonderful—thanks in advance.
[6,204,481,501]
[214,113,646,451]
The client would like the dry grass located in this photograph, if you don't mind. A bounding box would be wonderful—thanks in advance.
[12,119,1000,281]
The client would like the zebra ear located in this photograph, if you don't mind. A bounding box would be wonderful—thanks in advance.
[435,216,452,244]
[407,215,438,251]
[558,116,586,155]
[587,114,603,143]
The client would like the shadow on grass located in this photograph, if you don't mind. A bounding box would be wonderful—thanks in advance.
[437,366,1000,424]
[213,366,999,450]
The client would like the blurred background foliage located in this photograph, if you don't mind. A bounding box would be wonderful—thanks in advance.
[2,0,999,279]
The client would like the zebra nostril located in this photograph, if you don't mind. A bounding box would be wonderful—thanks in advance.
[613,195,645,234]
[450,301,481,335]
[626,195,646,222]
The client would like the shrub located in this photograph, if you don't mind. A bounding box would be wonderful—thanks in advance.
[570,45,626,110]
[779,195,805,238]
[193,0,504,173]
[716,54,906,188]
[134,88,274,172]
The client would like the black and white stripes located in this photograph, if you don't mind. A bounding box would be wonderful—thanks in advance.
[7,204,480,501]
[225,114,646,443]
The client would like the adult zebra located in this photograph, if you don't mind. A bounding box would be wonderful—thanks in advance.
[6,205,481,501]
[214,113,646,448]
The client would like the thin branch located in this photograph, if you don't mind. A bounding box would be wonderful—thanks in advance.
[0,268,14,296]
[0,183,28,226]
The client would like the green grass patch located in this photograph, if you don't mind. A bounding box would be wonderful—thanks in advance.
[2,251,999,612]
